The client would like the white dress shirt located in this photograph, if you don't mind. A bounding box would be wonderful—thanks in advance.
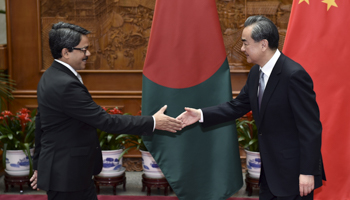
[259,49,281,89]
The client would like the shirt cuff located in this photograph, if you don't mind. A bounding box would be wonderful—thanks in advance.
[152,116,156,131]
[199,109,204,123]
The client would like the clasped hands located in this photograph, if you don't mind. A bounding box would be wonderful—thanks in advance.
[156,106,201,130]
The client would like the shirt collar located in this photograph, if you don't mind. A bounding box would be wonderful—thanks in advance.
[259,49,281,77]
[54,59,78,77]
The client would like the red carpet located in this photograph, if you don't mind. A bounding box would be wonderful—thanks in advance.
[0,194,258,200]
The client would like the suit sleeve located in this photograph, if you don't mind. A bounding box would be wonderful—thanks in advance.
[201,74,252,128]
[61,82,154,136]
[33,109,42,170]
[288,69,322,175]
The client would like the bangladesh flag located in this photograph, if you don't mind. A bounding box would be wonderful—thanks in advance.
[141,0,243,199]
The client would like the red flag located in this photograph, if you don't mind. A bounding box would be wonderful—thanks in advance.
[283,0,350,199]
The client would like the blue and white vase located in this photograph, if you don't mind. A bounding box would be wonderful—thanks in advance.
[140,150,164,179]
[5,149,34,176]
[101,149,123,171]
[245,149,261,179]
[96,149,125,177]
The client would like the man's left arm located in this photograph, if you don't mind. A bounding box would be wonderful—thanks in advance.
[289,69,322,196]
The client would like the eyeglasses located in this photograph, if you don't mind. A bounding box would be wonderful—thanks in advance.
[71,47,89,55]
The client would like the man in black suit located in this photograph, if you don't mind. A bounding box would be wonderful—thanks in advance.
[30,22,182,200]
[177,15,325,200]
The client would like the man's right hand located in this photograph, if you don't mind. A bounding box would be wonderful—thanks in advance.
[176,107,201,128]
[153,105,183,133]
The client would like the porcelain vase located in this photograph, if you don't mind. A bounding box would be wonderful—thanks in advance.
[97,149,125,177]
[245,149,261,179]
[5,148,34,176]
[140,150,164,179]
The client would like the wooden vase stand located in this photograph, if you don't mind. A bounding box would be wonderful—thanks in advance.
[4,173,31,194]
[141,174,172,196]
[245,172,259,196]
[94,172,126,195]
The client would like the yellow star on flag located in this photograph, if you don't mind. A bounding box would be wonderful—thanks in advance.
[299,0,310,4]
[322,0,338,11]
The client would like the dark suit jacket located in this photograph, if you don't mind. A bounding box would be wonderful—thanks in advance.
[33,61,154,192]
[202,53,325,196]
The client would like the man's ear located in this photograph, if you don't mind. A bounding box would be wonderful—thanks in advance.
[261,39,268,51]
[61,48,70,59]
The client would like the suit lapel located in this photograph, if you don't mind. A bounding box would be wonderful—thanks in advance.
[51,61,86,86]
[259,54,285,119]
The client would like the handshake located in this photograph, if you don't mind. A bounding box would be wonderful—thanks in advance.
[154,106,201,133]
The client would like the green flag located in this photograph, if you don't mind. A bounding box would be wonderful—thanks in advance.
[142,0,243,199]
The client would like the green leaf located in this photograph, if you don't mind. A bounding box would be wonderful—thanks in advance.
[107,134,113,143]
[23,143,33,177]
[0,135,8,140]
[30,109,37,118]
[118,146,137,159]
[7,133,13,140]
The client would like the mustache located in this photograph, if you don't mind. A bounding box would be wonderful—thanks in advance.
[82,57,88,61]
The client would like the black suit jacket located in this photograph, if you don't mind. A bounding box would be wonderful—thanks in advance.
[202,53,325,196]
[33,61,154,192]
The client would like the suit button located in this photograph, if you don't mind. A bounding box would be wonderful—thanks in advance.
[259,132,263,135]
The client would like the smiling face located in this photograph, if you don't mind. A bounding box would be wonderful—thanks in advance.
[66,35,91,71]
[241,25,265,66]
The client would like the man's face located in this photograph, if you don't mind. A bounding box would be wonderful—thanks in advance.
[68,35,90,71]
[241,26,263,65]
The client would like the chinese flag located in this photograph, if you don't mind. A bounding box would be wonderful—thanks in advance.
[283,0,350,199]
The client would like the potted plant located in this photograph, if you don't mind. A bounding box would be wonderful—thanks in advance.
[0,108,36,176]
[96,107,129,177]
[236,111,260,179]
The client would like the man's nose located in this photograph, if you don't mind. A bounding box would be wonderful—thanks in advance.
[86,49,91,56]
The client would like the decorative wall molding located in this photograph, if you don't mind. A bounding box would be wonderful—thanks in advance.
[39,0,292,72]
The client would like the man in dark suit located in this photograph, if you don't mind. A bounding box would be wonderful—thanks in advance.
[30,22,182,200]
[177,15,325,200]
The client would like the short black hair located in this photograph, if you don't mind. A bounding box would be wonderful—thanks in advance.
[244,15,279,50]
[49,22,90,59]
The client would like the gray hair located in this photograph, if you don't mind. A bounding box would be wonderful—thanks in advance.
[244,15,279,50]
